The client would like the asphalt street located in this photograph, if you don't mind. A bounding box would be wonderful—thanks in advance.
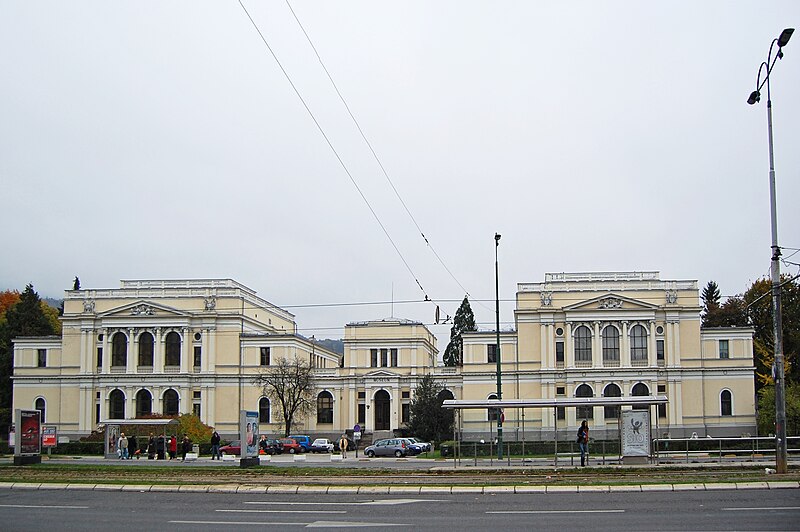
[1,488,798,530]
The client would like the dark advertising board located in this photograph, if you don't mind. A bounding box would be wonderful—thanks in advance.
[15,410,41,456]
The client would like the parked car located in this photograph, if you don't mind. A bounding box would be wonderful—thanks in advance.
[259,438,283,455]
[364,438,408,458]
[400,438,424,455]
[279,438,302,454]
[287,435,312,453]
[219,440,241,457]
[407,437,432,452]
[334,437,356,452]
[310,438,335,453]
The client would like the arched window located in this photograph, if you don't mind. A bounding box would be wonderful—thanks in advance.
[135,389,152,418]
[35,397,46,423]
[438,389,455,403]
[721,390,733,416]
[602,326,620,364]
[162,389,179,416]
[603,383,621,419]
[109,389,125,419]
[138,332,154,367]
[631,382,650,410]
[165,332,181,367]
[487,393,499,422]
[259,397,271,423]
[575,383,593,420]
[111,332,127,367]
[317,391,333,424]
[574,326,592,363]
[630,325,648,363]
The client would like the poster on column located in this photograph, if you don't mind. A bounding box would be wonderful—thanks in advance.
[240,410,259,458]
[621,410,650,457]
[15,410,41,455]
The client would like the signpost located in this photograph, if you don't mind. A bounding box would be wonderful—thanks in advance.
[353,424,361,458]
[42,426,57,456]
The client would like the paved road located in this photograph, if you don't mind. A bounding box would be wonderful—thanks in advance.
[1,487,798,530]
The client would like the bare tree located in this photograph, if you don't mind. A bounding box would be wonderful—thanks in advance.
[253,357,315,437]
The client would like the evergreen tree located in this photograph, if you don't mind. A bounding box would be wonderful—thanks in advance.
[442,296,476,366]
[408,374,454,443]
[701,281,721,327]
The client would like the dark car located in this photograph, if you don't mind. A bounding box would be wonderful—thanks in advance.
[400,438,423,455]
[259,438,283,455]
[219,440,241,457]
[364,438,408,458]
[287,435,312,452]
[279,438,302,454]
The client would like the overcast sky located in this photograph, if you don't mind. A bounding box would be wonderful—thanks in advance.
[2,1,798,348]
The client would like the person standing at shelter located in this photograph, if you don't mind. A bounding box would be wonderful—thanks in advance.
[129,434,138,459]
[338,435,349,459]
[148,433,156,460]
[211,430,221,460]
[118,432,129,460]
[181,435,191,461]
[577,420,589,467]
[168,436,177,460]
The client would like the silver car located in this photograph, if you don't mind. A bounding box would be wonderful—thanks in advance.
[364,438,408,457]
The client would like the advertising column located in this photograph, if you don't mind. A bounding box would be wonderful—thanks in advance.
[14,409,42,465]
[621,410,651,465]
[239,410,260,467]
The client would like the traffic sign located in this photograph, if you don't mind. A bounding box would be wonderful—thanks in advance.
[354,424,361,433]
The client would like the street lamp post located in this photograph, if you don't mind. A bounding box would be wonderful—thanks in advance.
[747,27,794,474]
[495,233,503,460]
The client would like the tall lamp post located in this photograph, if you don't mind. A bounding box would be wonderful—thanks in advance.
[747,27,794,474]
[495,233,503,460]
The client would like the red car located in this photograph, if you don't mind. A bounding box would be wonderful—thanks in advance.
[219,440,241,457]
[278,438,302,454]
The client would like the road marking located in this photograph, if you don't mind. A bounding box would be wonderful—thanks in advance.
[487,510,625,514]
[218,509,347,514]
[306,521,410,528]
[171,521,309,526]
[244,499,445,506]
[0,504,90,509]
[722,507,800,511]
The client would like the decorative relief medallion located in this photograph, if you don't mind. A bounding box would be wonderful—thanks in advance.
[130,304,156,316]
[599,297,623,309]
[83,299,95,313]
[540,291,553,307]
[665,290,678,304]
[204,297,217,311]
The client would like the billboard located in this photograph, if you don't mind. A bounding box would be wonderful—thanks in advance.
[621,410,650,457]
[42,426,58,448]
[240,410,259,458]
[15,409,41,456]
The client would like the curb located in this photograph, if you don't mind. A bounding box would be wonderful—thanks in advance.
[0,480,797,493]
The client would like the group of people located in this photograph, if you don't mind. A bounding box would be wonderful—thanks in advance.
[117,433,193,460]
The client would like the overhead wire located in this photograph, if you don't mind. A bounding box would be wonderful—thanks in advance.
[237,0,428,299]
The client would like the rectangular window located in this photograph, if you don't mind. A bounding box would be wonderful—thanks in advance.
[260,347,270,366]
[556,386,566,396]
[380,349,388,367]
[95,403,100,424]
[357,403,366,424]
[555,342,564,365]
[656,340,665,361]
[193,346,202,367]
[487,344,498,364]
[402,391,410,399]
[370,349,378,367]
[657,384,667,418]
[557,407,565,420]
[37,349,46,368]
[391,348,398,367]
[719,340,729,359]
[193,391,201,400]
[401,403,410,424]
[193,403,201,417]
[358,391,366,399]
[97,347,103,368]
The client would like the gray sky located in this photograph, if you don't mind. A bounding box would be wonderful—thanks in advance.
[2,1,799,348]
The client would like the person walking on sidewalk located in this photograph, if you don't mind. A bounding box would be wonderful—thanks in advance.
[118,432,129,460]
[577,420,589,466]
[338,435,349,459]
[210,430,221,460]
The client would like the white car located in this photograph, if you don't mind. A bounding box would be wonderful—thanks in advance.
[310,438,335,453]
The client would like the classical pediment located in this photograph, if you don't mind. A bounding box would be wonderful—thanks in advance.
[363,369,400,379]
[97,300,193,319]
[563,293,660,312]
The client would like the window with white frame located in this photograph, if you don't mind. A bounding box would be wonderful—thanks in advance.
[720,390,732,416]
[574,326,592,363]
[630,325,648,363]
[719,340,729,359]
[602,326,620,363]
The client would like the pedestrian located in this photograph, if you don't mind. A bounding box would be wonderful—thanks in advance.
[210,430,221,460]
[577,420,589,467]
[259,435,268,455]
[129,435,138,459]
[181,435,191,461]
[156,435,166,460]
[338,435,348,459]
[168,436,177,460]
[148,433,156,460]
[118,432,129,460]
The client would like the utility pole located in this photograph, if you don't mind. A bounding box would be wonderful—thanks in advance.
[495,233,503,460]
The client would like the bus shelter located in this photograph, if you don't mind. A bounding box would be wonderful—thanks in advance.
[442,395,668,466]
[101,418,180,459]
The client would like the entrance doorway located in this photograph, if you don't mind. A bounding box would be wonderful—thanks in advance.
[374,390,391,430]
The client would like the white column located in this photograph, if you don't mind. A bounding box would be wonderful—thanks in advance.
[101,329,110,374]
[565,323,574,368]
[206,386,215,427]
[672,321,681,366]
[392,386,400,430]
[80,329,88,373]
[180,328,190,373]
[154,328,163,373]
[648,321,657,367]
[593,322,601,367]
[128,330,137,372]
[621,322,631,367]
[126,386,134,419]
[540,324,549,368]
[201,330,209,372]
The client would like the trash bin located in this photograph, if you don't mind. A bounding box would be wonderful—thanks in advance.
[192,444,199,455]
